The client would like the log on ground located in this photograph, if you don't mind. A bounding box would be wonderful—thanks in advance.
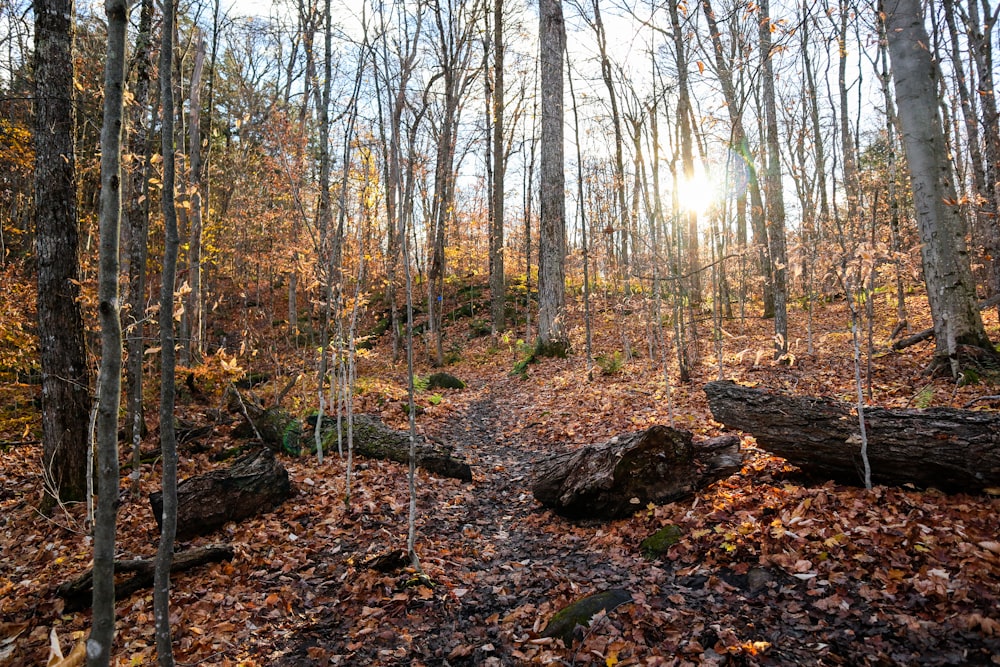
[150,447,291,539]
[532,426,742,520]
[56,544,234,611]
[704,380,1000,493]
[311,413,473,482]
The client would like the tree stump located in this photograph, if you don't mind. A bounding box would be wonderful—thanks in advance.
[532,426,742,520]
[149,447,291,539]
[704,380,1000,493]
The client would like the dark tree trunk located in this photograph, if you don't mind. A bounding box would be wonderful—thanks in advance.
[33,0,91,508]
[532,426,742,520]
[705,380,1000,493]
[57,545,234,613]
[149,448,291,540]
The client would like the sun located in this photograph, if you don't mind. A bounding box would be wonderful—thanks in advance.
[677,166,717,216]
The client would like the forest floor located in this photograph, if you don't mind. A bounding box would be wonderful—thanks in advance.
[2,288,1000,666]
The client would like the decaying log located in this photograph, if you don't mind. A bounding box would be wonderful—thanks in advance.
[532,426,743,520]
[150,447,291,539]
[56,544,234,611]
[704,380,1000,493]
[312,414,473,482]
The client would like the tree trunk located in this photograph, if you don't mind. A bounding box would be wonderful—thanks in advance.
[155,0,180,661]
[185,33,206,365]
[883,0,997,373]
[90,0,127,662]
[149,448,291,540]
[532,426,742,520]
[759,0,788,358]
[123,0,155,495]
[33,0,92,509]
[705,380,1000,493]
[58,545,235,613]
[489,0,506,337]
[536,0,568,357]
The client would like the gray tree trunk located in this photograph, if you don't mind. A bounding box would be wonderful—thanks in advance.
[184,33,206,364]
[154,0,180,662]
[123,0,155,495]
[89,0,127,662]
[884,0,997,372]
[33,0,92,509]
[536,0,568,357]
[489,0,506,336]
[759,0,788,358]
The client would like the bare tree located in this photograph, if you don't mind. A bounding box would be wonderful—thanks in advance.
[883,0,997,373]
[489,0,506,336]
[89,0,127,662]
[759,0,788,358]
[154,0,180,662]
[33,0,92,509]
[536,0,568,356]
[123,0,155,496]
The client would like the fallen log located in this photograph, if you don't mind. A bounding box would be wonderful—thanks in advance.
[704,380,1000,493]
[532,426,742,520]
[56,544,234,611]
[311,414,473,482]
[150,447,291,539]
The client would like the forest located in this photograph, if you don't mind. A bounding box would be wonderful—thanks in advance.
[1,0,1000,664]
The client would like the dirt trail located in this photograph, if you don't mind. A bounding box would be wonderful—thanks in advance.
[274,375,1000,666]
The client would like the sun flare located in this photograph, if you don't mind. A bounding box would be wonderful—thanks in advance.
[677,167,717,216]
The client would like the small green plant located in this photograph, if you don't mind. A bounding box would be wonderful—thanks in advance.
[412,375,429,392]
[958,369,980,386]
[913,385,934,408]
[428,393,443,406]
[595,350,624,376]
[512,352,537,379]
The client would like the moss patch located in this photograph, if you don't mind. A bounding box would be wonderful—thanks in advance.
[640,524,683,560]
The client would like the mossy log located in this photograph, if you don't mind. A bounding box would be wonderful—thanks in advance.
[704,380,1000,492]
[532,427,742,520]
[312,414,473,482]
[542,589,633,644]
[56,544,234,612]
[150,448,291,539]
[426,372,466,390]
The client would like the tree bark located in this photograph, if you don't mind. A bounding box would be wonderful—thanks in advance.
[759,0,788,358]
[123,0,155,494]
[58,545,234,613]
[532,426,742,520]
[489,0,506,337]
[155,0,180,661]
[184,32,206,365]
[89,0,128,661]
[705,380,1000,493]
[536,0,568,356]
[312,413,473,481]
[883,0,997,373]
[150,448,291,540]
[33,0,92,508]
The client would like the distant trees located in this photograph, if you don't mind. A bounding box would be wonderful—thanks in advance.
[32,0,91,508]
